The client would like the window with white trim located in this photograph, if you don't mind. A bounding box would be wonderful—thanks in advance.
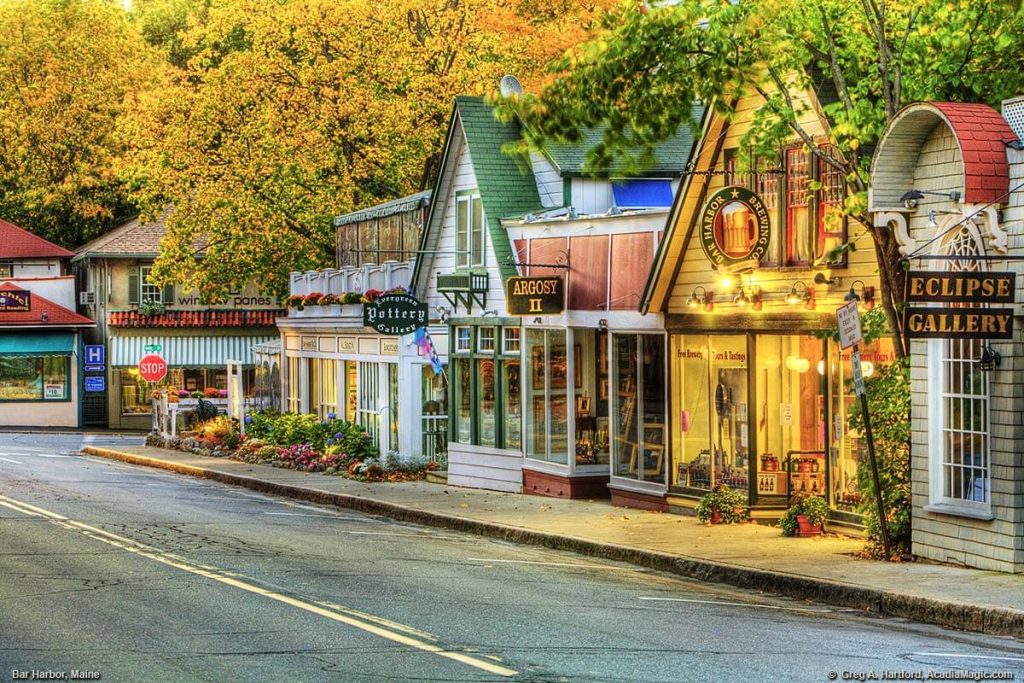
[478,326,496,353]
[140,266,162,303]
[456,191,485,268]
[503,327,521,354]
[928,221,991,515]
[455,326,471,352]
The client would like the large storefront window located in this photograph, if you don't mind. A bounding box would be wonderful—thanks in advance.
[287,357,301,412]
[318,358,337,420]
[358,361,380,448]
[612,334,666,482]
[524,329,569,464]
[449,323,521,449]
[120,367,256,415]
[0,356,70,401]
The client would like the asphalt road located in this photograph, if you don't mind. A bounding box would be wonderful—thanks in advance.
[1,433,1022,682]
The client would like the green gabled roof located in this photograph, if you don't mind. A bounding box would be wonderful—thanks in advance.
[541,102,705,178]
[456,96,544,282]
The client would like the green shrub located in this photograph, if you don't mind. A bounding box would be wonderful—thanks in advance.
[848,359,911,559]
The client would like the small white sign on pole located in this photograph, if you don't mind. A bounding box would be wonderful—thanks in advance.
[226,360,245,434]
[836,300,863,350]
[851,349,866,397]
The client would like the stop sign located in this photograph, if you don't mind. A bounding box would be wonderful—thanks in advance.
[138,353,168,383]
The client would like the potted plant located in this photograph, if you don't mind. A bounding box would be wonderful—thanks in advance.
[779,493,829,537]
[695,484,750,524]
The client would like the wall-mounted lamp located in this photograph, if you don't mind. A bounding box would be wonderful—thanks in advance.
[978,345,1001,371]
[598,318,608,331]
[435,305,451,324]
[813,272,837,286]
[843,279,875,309]
[686,286,707,309]
[733,286,762,310]
[900,189,962,209]
[785,281,810,306]
[1004,139,1024,151]
[718,274,734,290]
[927,209,960,229]
[481,309,498,317]
[40,312,48,322]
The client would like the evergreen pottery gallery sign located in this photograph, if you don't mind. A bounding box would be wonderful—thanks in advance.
[903,271,1016,339]
[363,293,428,335]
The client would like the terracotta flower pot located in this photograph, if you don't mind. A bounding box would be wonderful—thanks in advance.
[710,507,723,524]
[796,514,823,537]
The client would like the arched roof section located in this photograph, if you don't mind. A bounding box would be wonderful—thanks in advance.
[870,102,1014,210]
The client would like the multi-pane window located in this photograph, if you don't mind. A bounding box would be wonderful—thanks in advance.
[318,358,337,420]
[140,266,162,303]
[817,145,846,263]
[930,222,990,511]
[503,327,521,354]
[287,357,301,413]
[455,326,471,352]
[478,326,496,353]
[450,324,521,449]
[456,192,485,269]
[785,147,812,266]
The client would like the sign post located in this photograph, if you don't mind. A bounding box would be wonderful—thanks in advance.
[836,301,890,559]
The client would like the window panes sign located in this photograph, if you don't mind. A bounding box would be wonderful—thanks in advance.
[698,186,771,269]
[506,276,564,315]
[0,289,30,312]
[363,293,428,335]
[904,271,1015,339]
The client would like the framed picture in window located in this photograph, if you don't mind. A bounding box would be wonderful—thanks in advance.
[549,345,568,390]
[531,345,546,390]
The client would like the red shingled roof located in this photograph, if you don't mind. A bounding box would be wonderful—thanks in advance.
[0,219,75,259]
[0,282,94,327]
[931,102,1016,205]
[109,310,283,328]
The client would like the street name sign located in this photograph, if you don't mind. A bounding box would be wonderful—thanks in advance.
[143,344,162,353]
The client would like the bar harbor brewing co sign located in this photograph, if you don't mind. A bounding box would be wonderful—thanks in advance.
[903,271,1015,339]
[698,186,771,269]
[363,292,428,335]
[0,289,30,312]
[506,276,564,315]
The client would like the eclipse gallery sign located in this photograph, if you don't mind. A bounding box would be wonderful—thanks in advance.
[506,276,564,315]
[903,271,1015,339]
[363,293,428,335]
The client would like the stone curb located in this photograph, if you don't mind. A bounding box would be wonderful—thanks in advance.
[81,446,1024,638]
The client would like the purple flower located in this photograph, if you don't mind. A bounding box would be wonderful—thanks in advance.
[327,412,336,420]
[244,415,253,424]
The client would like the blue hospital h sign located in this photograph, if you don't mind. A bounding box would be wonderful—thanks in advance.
[84,345,105,366]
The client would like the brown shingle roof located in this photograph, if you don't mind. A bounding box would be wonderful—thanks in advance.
[72,208,206,261]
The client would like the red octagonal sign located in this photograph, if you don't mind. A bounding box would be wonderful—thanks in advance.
[138,353,168,383]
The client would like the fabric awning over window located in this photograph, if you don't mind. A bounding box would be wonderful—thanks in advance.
[110,335,277,367]
[612,179,673,208]
[0,332,74,357]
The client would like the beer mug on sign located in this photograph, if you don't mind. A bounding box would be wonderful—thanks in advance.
[721,202,755,257]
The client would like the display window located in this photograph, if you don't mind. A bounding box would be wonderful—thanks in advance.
[421,365,448,461]
[449,323,522,450]
[0,356,70,401]
[611,333,666,482]
[524,328,569,464]
[120,367,255,415]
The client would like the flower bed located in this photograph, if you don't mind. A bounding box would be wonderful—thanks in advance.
[149,410,437,482]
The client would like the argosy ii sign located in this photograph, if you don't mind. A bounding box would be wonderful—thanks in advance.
[506,276,564,315]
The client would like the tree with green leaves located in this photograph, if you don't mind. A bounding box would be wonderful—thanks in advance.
[124,0,615,301]
[507,0,1024,358]
[0,0,158,249]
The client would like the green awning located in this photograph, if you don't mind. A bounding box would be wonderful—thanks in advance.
[0,332,75,357]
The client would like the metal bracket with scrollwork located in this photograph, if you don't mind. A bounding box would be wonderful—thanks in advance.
[504,251,570,270]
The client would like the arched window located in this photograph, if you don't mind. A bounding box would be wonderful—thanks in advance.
[927,219,991,515]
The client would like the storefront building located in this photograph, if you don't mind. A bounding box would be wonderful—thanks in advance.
[413,95,701,496]
[870,99,1024,571]
[73,212,282,429]
[0,220,93,427]
[640,83,889,521]
[278,192,448,460]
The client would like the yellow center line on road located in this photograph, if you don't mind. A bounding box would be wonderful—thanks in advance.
[0,493,517,678]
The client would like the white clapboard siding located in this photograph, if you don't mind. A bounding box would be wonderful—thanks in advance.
[531,152,563,208]
[447,444,523,493]
[571,178,614,214]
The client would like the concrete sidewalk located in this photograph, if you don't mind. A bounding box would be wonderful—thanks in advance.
[81,443,1024,638]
